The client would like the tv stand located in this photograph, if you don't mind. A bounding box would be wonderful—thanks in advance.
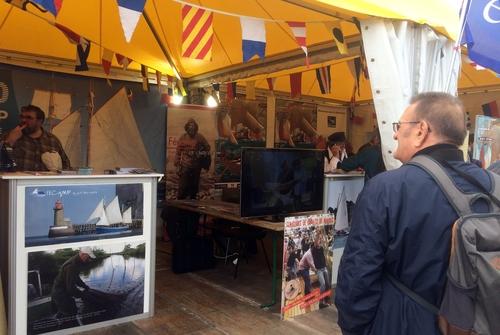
[264,215,285,223]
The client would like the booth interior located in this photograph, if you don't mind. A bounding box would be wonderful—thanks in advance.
[1,0,500,334]
[1,49,500,335]
[1,51,500,335]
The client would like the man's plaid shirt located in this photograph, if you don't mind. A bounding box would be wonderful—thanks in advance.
[9,130,71,171]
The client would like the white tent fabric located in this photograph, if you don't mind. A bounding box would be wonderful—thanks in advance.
[361,18,461,170]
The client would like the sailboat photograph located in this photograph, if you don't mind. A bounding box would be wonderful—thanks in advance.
[25,183,144,247]
[87,196,135,234]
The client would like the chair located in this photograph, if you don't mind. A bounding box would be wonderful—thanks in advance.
[213,220,272,279]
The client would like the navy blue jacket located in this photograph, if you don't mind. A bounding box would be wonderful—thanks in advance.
[335,144,492,335]
[338,144,385,179]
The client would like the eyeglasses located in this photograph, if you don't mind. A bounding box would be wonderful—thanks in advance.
[20,115,37,120]
[392,121,421,132]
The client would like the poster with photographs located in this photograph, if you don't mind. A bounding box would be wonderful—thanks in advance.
[275,102,319,149]
[473,115,500,169]
[166,105,217,200]
[214,99,266,183]
[27,241,146,334]
[25,183,144,247]
[281,214,335,320]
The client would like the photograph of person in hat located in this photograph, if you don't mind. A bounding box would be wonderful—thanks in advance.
[51,247,95,323]
[324,132,347,173]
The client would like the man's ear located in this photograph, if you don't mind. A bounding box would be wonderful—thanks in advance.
[414,121,431,147]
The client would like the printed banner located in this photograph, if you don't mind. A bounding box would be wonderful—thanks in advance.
[27,241,146,334]
[0,69,20,132]
[24,183,144,247]
[215,99,266,183]
[166,105,217,200]
[281,213,335,320]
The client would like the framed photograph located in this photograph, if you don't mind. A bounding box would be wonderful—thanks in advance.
[327,116,336,128]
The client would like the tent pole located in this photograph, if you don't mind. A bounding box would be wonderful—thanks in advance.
[142,10,181,80]
[86,80,95,167]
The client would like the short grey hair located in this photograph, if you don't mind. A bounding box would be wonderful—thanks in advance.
[410,92,466,146]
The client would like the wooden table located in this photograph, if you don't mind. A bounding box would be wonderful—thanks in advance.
[167,199,284,308]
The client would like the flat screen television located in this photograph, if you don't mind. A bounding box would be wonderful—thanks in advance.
[240,148,324,218]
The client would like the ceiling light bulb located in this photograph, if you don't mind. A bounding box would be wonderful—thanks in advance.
[206,95,218,108]
[172,94,183,105]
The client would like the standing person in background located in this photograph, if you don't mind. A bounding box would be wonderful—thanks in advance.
[324,132,346,173]
[338,128,386,179]
[175,118,211,199]
[335,92,492,335]
[2,105,70,171]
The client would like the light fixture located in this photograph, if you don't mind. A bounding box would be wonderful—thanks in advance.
[206,94,218,108]
[171,94,183,105]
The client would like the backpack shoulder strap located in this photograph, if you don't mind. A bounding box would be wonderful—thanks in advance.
[408,155,476,216]
[488,171,500,203]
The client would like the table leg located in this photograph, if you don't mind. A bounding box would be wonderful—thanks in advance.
[260,231,277,308]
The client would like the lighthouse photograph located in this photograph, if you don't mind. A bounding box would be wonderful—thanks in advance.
[24,183,145,247]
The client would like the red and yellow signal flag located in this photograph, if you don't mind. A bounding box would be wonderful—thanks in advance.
[181,5,213,60]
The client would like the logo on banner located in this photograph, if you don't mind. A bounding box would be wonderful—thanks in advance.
[0,81,9,120]
[483,0,500,24]
[0,70,19,130]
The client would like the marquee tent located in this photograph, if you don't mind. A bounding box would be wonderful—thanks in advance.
[0,0,498,103]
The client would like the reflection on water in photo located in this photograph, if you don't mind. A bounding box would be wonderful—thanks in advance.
[28,255,145,335]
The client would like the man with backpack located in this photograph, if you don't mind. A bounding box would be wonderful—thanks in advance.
[335,92,498,335]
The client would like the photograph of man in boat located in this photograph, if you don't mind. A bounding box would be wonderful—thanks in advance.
[27,242,146,334]
[24,183,145,247]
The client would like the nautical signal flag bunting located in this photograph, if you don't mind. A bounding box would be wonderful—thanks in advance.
[117,0,146,43]
[241,17,266,62]
[287,22,308,66]
[316,65,331,94]
[182,5,214,60]
[31,0,64,17]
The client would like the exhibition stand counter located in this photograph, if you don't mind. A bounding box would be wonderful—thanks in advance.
[0,172,162,335]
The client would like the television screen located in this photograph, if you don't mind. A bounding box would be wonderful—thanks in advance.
[240,148,324,218]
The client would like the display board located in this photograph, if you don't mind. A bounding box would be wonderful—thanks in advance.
[281,213,335,320]
[166,105,217,200]
[1,174,158,335]
[473,115,500,169]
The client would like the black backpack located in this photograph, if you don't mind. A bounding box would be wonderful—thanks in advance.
[388,155,500,335]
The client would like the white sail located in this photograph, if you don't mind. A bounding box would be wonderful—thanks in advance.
[89,87,152,172]
[32,90,72,120]
[335,186,349,232]
[122,207,132,224]
[87,199,110,226]
[105,196,123,224]
[52,111,81,167]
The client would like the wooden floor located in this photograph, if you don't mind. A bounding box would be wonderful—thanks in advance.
[77,238,342,335]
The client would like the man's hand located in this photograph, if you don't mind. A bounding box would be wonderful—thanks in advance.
[5,124,26,146]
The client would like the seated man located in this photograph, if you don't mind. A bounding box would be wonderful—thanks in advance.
[2,105,70,171]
